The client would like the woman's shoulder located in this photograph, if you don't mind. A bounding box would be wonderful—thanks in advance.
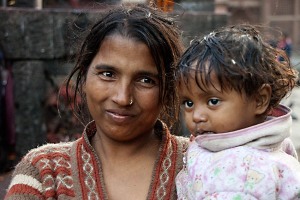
[23,140,79,163]
[171,135,189,151]
[172,135,189,143]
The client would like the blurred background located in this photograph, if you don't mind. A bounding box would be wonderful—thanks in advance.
[0,0,300,197]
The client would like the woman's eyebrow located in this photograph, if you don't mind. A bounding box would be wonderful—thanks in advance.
[94,64,115,70]
[94,64,159,78]
[137,70,159,78]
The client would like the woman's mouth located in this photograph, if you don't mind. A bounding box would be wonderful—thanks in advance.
[106,109,134,123]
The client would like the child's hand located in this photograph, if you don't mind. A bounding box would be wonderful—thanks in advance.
[190,134,195,142]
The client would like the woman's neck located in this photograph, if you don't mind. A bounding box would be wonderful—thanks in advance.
[90,126,163,200]
[91,129,161,164]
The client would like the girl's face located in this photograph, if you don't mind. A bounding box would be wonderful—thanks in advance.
[84,35,161,142]
[179,70,263,137]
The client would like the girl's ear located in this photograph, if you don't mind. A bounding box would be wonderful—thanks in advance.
[255,84,271,115]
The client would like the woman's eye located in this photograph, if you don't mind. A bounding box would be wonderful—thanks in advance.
[208,98,220,106]
[138,77,157,88]
[97,71,115,80]
[184,100,194,108]
[101,71,113,77]
[140,77,155,84]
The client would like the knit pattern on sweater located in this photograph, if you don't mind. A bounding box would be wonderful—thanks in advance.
[5,121,188,200]
[6,142,74,199]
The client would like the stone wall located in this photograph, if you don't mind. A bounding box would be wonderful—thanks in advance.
[0,7,227,156]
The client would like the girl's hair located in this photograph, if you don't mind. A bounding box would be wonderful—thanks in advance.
[65,3,184,127]
[178,24,298,112]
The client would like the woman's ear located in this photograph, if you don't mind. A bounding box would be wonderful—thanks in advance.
[255,84,271,115]
[82,82,86,93]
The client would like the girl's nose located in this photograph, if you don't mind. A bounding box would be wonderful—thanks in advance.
[192,109,208,123]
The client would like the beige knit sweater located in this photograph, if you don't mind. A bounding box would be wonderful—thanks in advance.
[5,120,188,200]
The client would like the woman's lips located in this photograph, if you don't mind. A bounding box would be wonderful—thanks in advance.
[106,109,134,123]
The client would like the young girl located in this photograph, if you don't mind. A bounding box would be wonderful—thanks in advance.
[175,24,300,199]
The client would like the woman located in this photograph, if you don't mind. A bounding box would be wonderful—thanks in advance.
[5,3,188,200]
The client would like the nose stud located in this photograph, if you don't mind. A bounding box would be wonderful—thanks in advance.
[129,98,133,105]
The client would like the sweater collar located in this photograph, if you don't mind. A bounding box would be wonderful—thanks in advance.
[195,104,292,152]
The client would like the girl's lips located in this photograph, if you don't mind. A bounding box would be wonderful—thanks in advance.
[195,131,215,136]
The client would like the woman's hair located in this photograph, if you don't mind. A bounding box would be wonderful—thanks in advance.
[65,3,184,127]
[178,24,298,112]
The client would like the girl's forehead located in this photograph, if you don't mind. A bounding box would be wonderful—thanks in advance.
[180,68,222,92]
[188,61,216,79]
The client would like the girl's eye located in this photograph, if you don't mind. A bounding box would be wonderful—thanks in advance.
[208,98,220,106]
[184,100,194,108]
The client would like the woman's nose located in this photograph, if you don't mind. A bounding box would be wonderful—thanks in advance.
[112,81,132,106]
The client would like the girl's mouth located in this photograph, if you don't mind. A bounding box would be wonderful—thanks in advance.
[195,131,215,136]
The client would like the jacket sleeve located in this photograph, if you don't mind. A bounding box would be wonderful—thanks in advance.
[175,168,190,200]
[281,137,298,160]
[202,192,258,200]
[4,157,44,200]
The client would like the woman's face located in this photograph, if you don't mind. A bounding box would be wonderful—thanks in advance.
[84,34,161,142]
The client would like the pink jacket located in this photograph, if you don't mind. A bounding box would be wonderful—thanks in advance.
[176,105,300,199]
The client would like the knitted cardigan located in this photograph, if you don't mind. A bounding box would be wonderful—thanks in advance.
[5,120,188,200]
[176,105,300,199]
